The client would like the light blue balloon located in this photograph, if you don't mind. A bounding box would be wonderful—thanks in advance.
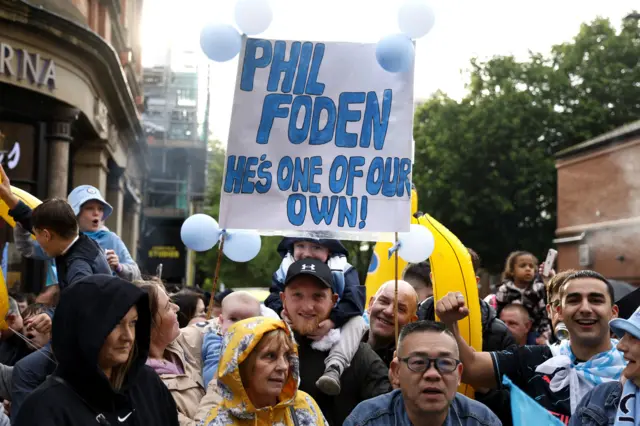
[223,230,261,262]
[375,34,415,73]
[181,214,221,252]
[200,24,241,62]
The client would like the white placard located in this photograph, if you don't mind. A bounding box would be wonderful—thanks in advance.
[219,37,414,241]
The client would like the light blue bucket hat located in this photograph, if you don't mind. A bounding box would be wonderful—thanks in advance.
[610,305,640,340]
[67,185,113,221]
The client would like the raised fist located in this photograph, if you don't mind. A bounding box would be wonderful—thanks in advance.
[435,292,470,325]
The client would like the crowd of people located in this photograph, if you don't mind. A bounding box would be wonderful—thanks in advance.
[0,160,638,426]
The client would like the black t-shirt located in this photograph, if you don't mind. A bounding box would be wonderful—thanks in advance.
[492,345,571,425]
[296,334,391,426]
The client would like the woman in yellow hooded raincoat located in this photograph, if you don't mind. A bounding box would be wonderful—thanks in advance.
[202,317,328,426]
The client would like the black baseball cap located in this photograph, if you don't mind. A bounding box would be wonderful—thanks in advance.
[284,259,334,291]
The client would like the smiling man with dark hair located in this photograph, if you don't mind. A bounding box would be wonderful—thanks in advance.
[435,270,625,424]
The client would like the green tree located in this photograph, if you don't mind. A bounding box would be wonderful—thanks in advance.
[413,14,640,272]
[196,141,282,291]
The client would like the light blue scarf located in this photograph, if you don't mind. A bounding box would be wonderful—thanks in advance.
[615,380,640,425]
[536,339,626,412]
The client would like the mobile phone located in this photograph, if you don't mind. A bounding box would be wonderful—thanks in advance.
[542,249,557,277]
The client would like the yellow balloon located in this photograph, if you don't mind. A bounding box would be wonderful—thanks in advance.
[0,186,43,326]
[0,272,8,331]
[365,188,482,398]
[0,186,42,234]
[415,213,482,398]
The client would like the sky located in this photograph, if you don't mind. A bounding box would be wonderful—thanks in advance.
[141,0,638,143]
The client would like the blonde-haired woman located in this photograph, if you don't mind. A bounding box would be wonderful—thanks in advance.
[14,275,179,426]
[203,317,328,425]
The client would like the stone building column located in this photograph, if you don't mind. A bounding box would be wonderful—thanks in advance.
[46,108,79,199]
[73,144,109,195]
[106,166,125,235]
[122,200,141,261]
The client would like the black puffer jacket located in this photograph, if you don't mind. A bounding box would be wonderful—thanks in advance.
[418,296,516,426]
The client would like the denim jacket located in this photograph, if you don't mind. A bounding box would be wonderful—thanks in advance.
[569,381,621,426]
[343,389,502,426]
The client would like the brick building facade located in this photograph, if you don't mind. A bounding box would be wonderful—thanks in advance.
[555,120,640,284]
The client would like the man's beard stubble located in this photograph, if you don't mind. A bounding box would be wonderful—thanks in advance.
[290,315,321,336]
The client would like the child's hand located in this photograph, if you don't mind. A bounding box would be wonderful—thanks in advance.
[25,313,52,334]
[308,319,335,341]
[538,264,555,286]
[105,250,122,272]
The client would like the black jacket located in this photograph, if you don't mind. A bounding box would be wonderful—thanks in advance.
[0,334,31,367]
[418,296,517,426]
[265,237,366,327]
[362,330,396,367]
[8,201,112,289]
[418,296,516,352]
[14,275,179,426]
[296,333,391,426]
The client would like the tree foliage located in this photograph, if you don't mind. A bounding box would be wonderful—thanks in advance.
[413,14,640,272]
[195,142,282,290]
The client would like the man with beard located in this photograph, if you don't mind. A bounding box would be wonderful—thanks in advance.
[435,270,626,424]
[280,259,391,426]
[366,281,419,366]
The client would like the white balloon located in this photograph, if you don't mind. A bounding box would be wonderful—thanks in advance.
[397,224,435,263]
[398,0,435,39]
[234,0,273,35]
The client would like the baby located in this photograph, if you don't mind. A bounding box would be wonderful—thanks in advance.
[201,291,262,387]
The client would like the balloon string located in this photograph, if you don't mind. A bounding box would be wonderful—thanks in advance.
[8,327,58,365]
[394,231,399,346]
[206,234,226,320]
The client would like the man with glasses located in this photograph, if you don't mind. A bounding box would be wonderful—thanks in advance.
[344,321,501,426]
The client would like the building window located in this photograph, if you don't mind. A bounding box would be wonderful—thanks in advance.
[144,73,164,86]
[171,109,196,123]
[176,89,197,107]
[168,123,194,140]
[173,74,197,88]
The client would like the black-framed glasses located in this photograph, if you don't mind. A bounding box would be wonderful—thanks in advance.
[399,355,461,374]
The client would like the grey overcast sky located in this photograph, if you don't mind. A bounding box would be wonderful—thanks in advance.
[141,0,638,143]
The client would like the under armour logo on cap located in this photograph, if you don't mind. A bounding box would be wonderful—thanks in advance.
[86,187,97,194]
[284,258,333,291]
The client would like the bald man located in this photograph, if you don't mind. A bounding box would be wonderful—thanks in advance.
[365,280,419,366]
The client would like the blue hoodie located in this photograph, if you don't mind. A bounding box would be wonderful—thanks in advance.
[264,237,366,327]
